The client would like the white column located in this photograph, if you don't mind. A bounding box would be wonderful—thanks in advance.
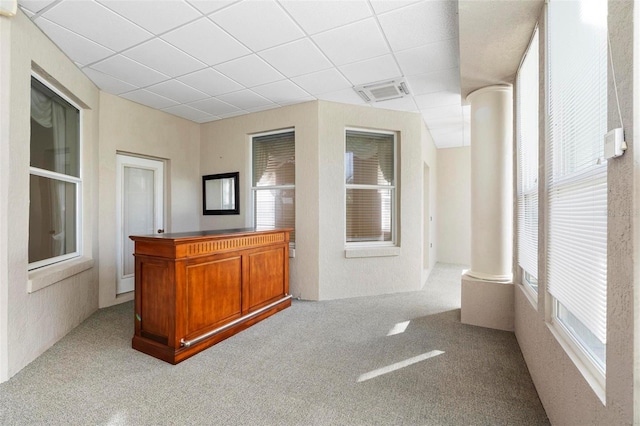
[461,85,514,331]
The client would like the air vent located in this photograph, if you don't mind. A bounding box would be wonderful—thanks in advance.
[354,78,410,103]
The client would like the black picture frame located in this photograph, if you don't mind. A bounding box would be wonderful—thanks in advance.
[202,172,240,215]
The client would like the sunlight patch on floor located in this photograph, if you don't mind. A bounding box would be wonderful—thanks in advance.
[357,350,445,383]
[387,320,410,336]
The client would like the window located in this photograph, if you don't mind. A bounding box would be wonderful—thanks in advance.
[251,130,295,243]
[29,76,81,270]
[547,0,607,378]
[345,130,396,245]
[516,27,539,295]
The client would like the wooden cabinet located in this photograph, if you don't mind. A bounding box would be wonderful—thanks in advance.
[130,228,291,364]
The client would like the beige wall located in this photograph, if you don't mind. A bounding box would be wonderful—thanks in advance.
[0,10,100,381]
[98,93,201,308]
[200,101,320,300]
[437,146,471,265]
[317,102,433,299]
[514,2,636,424]
[200,101,437,300]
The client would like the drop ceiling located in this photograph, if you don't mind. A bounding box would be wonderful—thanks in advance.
[17,0,540,149]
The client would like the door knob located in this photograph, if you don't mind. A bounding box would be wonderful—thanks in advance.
[157,229,165,234]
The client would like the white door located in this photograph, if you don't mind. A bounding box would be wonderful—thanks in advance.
[116,154,164,294]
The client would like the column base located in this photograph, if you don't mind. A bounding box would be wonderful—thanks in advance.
[461,272,514,331]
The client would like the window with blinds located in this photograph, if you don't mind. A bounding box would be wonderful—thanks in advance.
[516,27,539,295]
[251,130,295,243]
[547,0,607,375]
[345,130,396,245]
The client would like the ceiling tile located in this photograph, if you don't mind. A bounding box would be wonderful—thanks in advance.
[414,91,461,110]
[378,1,458,51]
[407,68,460,96]
[187,0,236,15]
[162,104,213,121]
[251,80,310,104]
[146,80,209,104]
[41,1,152,51]
[214,55,284,88]
[279,0,371,35]
[317,88,368,106]
[82,68,137,95]
[123,38,206,78]
[291,68,352,95]
[279,96,316,107]
[19,0,56,13]
[312,18,389,66]
[395,38,459,76]
[219,110,249,119]
[90,55,169,87]
[178,68,243,96]
[371,96,418,112]
[217,90,274,110]
[188,97,240,116]
[421,104,463,121]
[98,0,201,34]
[194,116,220,123]
[34,17,114,66]
[21,7,35,17]
[259,38,332,78]
[339,55,401,86]
[246,104,280,113]
[370,0,421,15]
[162,18,250,66]
[429,126,464,148]
[425,116,464,129]
[121,89,179,110]
[210,1,304,51]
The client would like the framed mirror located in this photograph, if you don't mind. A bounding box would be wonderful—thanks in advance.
[203,172,239,215]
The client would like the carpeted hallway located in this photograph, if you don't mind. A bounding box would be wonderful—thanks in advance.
[0,263,549,425]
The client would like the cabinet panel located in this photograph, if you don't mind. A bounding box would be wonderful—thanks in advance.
[185,256,242,337]
[139,260,171,341]
[248,248,285,310]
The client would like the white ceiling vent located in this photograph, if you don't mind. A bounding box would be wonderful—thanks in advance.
[354,78,410,103]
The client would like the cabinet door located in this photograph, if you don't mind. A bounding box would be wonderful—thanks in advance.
[184,255,243,338]
[247,247,286,311]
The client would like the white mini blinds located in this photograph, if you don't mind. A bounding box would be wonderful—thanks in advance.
[252,130,295,242]
[547,0,608,369]
[516,28,539,293]
[345,130,396,245]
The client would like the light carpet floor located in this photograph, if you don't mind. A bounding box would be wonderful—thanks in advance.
[0,263,549,425]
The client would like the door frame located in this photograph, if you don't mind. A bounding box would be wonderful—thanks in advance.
[115,153,165,295]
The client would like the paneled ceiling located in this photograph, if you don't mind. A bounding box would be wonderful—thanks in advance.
[17,0,540,149]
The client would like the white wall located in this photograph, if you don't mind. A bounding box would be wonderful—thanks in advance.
[97,93,201,308]
[437,146,471,265]
[1,10,100,380]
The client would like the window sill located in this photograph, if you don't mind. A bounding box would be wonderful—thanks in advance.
[546,321,606,405]
[28,256,94,293]
[344,246,401,258]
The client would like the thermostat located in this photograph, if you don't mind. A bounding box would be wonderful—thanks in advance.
[604,128,626,159]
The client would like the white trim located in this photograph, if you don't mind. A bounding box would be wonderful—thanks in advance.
[28,74,83,272]
[547,305,606,404]
[28,256,94,293]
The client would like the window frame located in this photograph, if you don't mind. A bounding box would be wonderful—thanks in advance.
[344,127,397,248]
[28,72,83,271]
[250,128,295,248]
[544,0,608,401]
[515,25,540,302]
